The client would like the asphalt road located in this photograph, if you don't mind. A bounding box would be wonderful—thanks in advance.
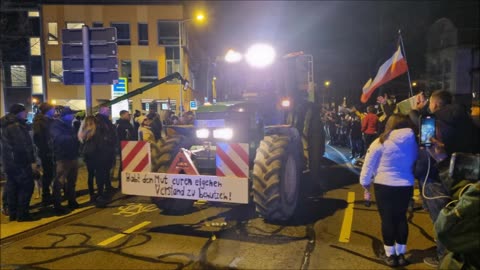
[0,145,437,269]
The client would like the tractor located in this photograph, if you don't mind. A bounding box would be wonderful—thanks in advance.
[133,49,326,222]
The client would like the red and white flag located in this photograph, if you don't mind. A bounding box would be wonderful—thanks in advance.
[361,46,408,103]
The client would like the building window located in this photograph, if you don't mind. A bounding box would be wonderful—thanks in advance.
[444,60,451,73]
[121,60,132,82]
[30,37,41,56]
[139,60,158,82]
[10,65,27,87]
[32,76,44,94]
[48,22,59,45]
[49,60,63,82]
[166,47,180,82]
[111,23,130,45]
[28,11,39,17]
[157,21,179,45]
[138,23,148,46]
[66,22,84,29]
[92,22,103,28]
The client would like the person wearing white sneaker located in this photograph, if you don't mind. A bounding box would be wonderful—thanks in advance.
[360,114,418,268]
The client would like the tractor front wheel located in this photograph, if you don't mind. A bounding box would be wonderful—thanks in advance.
[150,136,194,214]
[252,130,302,222]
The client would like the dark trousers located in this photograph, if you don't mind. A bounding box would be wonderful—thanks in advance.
[6,167,34,218]
[2,187,7,210]
[117,155,122,189]
[95,159,112,198]
[53,160,78,207]
[419,177,449,258]
[85,158,96,197]
[39,152,55,199]
[374,183,413,246]
[350,137,364,157]
[364,133,377,150]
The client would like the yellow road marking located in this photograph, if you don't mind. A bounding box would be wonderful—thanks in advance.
[339,192,355,243]
[413,188,420,201]
[98,221,151,246]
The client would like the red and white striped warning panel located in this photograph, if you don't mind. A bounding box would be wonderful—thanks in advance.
[121,141,151,172]
[216,143,249,178]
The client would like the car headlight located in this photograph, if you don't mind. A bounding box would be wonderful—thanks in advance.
[196,128,210,139]
[213,128,233,140]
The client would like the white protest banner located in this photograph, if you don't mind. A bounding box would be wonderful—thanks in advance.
[121,172,249,204]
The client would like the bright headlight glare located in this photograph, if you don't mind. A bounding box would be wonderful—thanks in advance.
[213,128,233,140]
[196,128,210,139]
[281,99,291,108]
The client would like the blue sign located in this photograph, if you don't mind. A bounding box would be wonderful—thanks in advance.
[190,100,197,110]
[113,77,127,98]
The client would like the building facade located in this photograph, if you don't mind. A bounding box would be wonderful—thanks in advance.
[41,3,199,116]
[426,17,480,106]
[1,1,43,118]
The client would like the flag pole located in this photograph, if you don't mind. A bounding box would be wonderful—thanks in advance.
[398,29,414,97]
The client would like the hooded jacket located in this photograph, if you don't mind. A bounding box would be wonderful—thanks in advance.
[410,104,479,156]
[434,104,479,156]
[50,118,79,161]
[360,128,418,187]
[0,113,35,171]
[33,113,54,154]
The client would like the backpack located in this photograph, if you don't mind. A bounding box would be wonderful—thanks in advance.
[435,182,480,270]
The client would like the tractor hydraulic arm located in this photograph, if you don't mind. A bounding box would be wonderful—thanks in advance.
[93,72,188,110]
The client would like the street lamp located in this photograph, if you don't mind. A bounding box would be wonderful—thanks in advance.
[178,12,205,116]
[225,49,243,63]
[323,80,331,106]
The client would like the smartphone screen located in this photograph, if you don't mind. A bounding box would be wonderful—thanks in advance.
[420,116,436,146]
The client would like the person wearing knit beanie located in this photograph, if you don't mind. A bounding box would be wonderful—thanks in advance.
[9,103,26,115]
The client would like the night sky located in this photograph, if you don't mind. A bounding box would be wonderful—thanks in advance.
[189,0,479,105]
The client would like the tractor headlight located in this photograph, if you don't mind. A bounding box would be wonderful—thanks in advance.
[213,128,233,140]
[196,128,210,139]
[281,98,291,108]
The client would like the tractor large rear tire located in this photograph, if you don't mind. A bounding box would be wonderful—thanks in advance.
[150,136,194,214]
[252,129,302,222]
[305,104,325,189]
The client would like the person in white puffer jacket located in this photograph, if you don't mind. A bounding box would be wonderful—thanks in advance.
[360,114,418,268]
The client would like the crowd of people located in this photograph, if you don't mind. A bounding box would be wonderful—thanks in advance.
[0,102,194,222]
[359,90,480,268]
[1,91,478,269]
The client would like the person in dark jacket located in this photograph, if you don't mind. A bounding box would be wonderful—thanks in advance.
[0,104,37,221]
[78,115,98,203]
[115,110,136,189]
[348,113,364,159]
[50,106,80,213]
[409,90,480,267]
[147,111,162,140]
[94,106,117,206]
[133,110,141,135]
[116,110,136,141]
[32,102,56,206]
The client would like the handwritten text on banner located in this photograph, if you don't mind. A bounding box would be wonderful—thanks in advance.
[121,172,249,204]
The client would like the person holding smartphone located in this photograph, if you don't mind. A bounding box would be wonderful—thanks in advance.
[409,90,480,268]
